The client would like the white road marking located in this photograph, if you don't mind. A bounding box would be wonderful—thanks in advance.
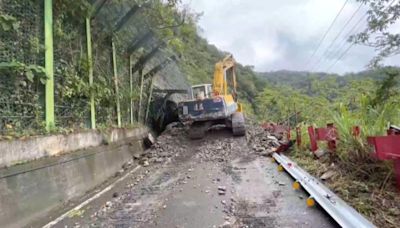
[43,166,141,228]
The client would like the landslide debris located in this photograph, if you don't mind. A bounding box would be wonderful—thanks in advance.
[246,124,291,156]
[135,123,292,168]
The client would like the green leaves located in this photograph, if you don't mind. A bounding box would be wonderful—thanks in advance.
[353,0,400,66]
[0,61,47,84]
[25,70,34,82]
[54,0,93,19]
[0,14,20,32]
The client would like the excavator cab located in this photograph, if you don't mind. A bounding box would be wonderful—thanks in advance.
[190,84,212,100]
[179,55,246,139]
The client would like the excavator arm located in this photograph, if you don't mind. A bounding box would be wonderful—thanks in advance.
[179,54,245,138]
[212,55,237,97]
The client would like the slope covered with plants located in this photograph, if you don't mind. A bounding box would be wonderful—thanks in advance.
[256,68,400,227]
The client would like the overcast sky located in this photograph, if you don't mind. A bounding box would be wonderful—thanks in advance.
[181,0,400,74]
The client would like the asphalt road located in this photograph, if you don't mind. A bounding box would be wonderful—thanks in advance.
[40,127,338,228]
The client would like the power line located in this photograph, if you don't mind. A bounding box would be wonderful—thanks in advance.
[324,13,368,64]
[315,12,367,71]
[304,0,350,70]
[326,43,354,72]
[327,0,396,71]
[324,0,398,72]
[310,2,364,71]
[329,0,397,63]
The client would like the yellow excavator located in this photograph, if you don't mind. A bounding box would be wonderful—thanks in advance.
[178,55,246,139]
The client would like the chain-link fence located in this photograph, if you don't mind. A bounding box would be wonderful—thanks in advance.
[0,0,173,136]
[0,0,45,135]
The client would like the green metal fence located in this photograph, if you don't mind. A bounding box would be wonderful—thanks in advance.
[0,0,173,136]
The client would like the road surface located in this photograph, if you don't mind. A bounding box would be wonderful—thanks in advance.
[39,126,337,228]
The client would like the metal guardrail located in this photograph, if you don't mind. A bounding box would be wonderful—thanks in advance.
[272,153,376,228]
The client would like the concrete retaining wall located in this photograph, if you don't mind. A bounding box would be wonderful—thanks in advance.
[0,127,147,168]
[0,127,148,228]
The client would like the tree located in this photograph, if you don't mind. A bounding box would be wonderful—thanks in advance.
[352,0,400,66]
[351,0,400,105]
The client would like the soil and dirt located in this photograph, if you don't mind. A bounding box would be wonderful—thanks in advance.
[41,123,337,228]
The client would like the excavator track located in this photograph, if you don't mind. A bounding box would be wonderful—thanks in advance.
[231,112,246,136]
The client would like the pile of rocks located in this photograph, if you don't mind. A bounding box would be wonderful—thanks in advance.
[135,123,187,166]
[246,124,290,157]
[195,138,236,162]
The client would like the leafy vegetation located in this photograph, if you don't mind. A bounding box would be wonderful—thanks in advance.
[256,64,399,228]
[0,0,199,134]
[0,0,399,225]
[177,26,267,114]
[257,68,399,151]
[253,1,400,225]
[352,0,400,66]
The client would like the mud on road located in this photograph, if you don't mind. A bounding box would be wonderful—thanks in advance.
[45,125,337,228]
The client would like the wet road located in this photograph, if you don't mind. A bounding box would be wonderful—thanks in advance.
[40,128,337,228]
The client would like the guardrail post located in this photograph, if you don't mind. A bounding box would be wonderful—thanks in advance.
[308,126,318,152]
[86,17,95,129]
[296,127,302,147]
[352,126,361,137]
[326,123,337,152]
[395,160,400,190]
[44,0,55,130]
[112,38,121,127]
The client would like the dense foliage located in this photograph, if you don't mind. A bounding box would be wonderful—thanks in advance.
[177,27,267,114]
[256,68,400,160]
[353,0,400,66]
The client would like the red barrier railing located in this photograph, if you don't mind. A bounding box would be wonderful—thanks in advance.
[368,134,400,190]
[352,126,361,137]
[308,124,338,153]
[265,121,400,190]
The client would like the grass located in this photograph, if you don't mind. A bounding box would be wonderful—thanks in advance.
[288,99,400,227]
[291,148,400,228]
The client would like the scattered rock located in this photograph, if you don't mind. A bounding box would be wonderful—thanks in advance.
[144,133,156,148]
[314,149,327,158]
[218,186,227,195]
[133,152,142,160]
[320,170,336,180]
[112,192,119,198]
[276,181,286,186]
[220,221,232,228]
[218,186,227,191]
[114,169,124,177]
